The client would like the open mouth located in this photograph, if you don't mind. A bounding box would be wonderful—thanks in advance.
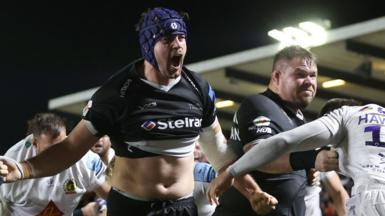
[171,55,182,68]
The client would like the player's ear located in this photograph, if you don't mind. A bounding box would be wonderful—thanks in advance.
[32,137,38,147]
[271,70,281,84]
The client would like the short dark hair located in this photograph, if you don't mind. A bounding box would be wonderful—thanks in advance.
[27,113,66,139]
[272,45,316,71]
[319,98,362,116]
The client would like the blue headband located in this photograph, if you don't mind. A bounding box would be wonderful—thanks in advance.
[139,7,187,70]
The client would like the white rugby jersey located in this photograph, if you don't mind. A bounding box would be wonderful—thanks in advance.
[319,104,385,186]
[0,135,105,216]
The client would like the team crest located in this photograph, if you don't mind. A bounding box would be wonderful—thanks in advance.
[63,178,77,194]
[24,140,32,148]
[170,22,178,29]
[252,116,271,127]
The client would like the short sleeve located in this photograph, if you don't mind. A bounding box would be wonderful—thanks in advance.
[235,95,281,145]
[80,151,106,190]
[82,84,126,136]
[201,82,216,128]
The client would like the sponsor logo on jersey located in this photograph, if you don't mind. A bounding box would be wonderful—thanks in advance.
[63,179,77,194]
[253,116,271,127]
[141,121,157,131]
[141,118,202,131]
[255,127,272,134]
[248,125,272,134]
[82,100,93,117]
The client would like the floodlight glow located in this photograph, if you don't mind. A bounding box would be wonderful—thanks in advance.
[299,21,327,45]
[215,100,235,108]
[282,27,312,47]
[322,79,346,88]
[268,20,328,48]
[268,29,293,46]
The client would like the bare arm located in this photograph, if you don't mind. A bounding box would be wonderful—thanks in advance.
[200,118,277,213]
[198,118,237,171]
[94,181,111,200]
[25,120,99,178]
[322,172,349,216]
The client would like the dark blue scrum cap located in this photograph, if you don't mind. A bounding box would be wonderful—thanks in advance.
[139,7,187,70]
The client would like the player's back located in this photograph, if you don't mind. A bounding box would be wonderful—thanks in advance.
[333,104,385,185]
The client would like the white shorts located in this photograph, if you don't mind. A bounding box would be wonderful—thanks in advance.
[304,186,322,216]
[347,185,385,216]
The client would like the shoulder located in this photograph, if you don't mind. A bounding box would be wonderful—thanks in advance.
[79,151,105,174]
[5,135,34,158]
[238,94,276,116]
[242,94,272,106]
[92,60,141,100]
[182,67,211,90]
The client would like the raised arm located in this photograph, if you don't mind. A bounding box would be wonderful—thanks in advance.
[207,119,338,203]
[0,120,99,181]
[229,120,334,177]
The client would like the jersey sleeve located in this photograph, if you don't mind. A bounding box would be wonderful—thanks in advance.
[201,82,217,128]
[82,79,127,136]
[230,95,282,147]
[79,151,106,190]
[194,162,216,183]
[318,107,347,144]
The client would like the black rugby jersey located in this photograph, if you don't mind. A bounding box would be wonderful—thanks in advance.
[215,89,308,216]
[83,59,216,158]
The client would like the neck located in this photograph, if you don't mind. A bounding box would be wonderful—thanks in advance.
[143,60,175,85]
[267,84,301,112]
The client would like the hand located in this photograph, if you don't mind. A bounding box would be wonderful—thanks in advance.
[307,168,320,186]
[81,202,100,216]
[315,148,339,172]
[0,156,23,183]
[249,191,278,215]
[207,169,234,205]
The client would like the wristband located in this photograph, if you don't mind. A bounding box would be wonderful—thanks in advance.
[289,150,319,170]
[20,161,34,179]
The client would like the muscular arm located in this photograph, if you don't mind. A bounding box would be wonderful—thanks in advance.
[24,120,99,178]
[229,120,334,177]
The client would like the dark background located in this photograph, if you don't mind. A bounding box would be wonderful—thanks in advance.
[1,1,384,153]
